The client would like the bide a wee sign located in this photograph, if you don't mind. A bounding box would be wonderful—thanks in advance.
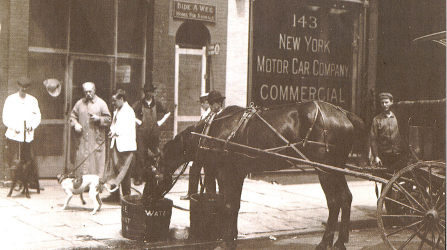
[251,1,356,109]
[173,1,216,23]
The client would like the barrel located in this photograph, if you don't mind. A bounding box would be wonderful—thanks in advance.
[121,195,173,241]
[189,193,224,241]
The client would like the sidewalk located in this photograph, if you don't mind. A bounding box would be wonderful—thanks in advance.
[0,177,378,249]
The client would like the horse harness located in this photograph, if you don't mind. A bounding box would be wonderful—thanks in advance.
[206,102,336,171]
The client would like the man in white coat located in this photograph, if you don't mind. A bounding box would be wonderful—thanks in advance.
[103,89,137,202]
[2,76,41,190]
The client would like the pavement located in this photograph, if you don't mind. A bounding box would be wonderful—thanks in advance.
[0,176,379,249]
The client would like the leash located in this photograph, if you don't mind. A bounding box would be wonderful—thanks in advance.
[66,140,106,176]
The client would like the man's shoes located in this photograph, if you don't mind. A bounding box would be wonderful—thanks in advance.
[180,194,193,200]
[102,192,121,203]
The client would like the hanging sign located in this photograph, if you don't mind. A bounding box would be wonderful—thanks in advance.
[173,1,216,23]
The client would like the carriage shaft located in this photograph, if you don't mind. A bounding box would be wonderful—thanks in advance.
[192,132,389,184]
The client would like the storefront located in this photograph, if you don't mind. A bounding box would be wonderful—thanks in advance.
[0,0,229,178]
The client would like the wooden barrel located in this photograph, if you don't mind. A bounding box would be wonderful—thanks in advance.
[189,193,224,241]
[121,195,173,241]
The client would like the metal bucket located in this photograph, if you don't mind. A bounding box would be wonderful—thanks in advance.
[121,195,173,241]
[189,193,224,241]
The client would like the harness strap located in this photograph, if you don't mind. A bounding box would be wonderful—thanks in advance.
[254,111,310,161]
[312,101,330,153]
[225,104,258,143]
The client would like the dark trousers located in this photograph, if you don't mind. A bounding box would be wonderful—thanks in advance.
[134,128,160,181]
[187,162,202,195]
[4,139,40,188]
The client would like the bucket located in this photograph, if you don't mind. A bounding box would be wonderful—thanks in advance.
[121,195,173,241]
[189,193,224,241]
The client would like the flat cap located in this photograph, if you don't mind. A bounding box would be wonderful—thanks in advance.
[378,92,393,100]
[17,76,32,87]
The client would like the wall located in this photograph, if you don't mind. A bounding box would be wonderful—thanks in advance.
[225,0,249,107]
[152,0,228,142]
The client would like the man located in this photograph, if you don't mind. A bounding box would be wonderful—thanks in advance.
[103,89,137,202]
[181,90,225,199]
[133,83,170,188]
[370,92,406,171]
[70,82,111,187]
[207,90,225,115]
[2,76,41,191]
[180,93,211,200]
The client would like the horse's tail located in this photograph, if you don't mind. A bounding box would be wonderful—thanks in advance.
[345,111,370,166]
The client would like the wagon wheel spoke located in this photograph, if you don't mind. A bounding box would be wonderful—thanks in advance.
[433,179,445,209]
[383,196,424,214]
[410,169,431,208]
[398,223,425,250]
[434,223,445,249]
[428,165,433,205]
[394,182,426,211]
[431,227,436,250]
[385,219,424,237]
[417,223,429,250]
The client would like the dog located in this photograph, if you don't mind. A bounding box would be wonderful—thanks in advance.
[7,159,33,198]
[57,174,119,215]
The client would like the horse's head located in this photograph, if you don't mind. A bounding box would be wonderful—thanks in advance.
[155,123,204,189]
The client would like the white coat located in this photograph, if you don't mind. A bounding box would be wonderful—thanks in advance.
[110,102,137,152]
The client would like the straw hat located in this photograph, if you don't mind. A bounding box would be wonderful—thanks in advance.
[43,78,62,97]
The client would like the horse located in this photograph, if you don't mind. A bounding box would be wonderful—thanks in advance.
[156,101,369,249]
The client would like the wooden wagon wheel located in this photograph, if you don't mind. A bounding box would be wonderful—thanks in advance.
[377,161,445,249]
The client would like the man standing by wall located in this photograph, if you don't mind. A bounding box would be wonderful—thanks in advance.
[2,76,41,191]
[133,83,170,189]
[70,82,111,187]
[103,89,137,202]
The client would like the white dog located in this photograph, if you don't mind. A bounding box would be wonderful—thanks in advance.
[57,174,119,215]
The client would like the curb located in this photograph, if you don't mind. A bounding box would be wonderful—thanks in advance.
[94,218,378,249]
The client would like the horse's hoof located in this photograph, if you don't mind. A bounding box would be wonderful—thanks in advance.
[332,241,346,250]
[315,242,328,250]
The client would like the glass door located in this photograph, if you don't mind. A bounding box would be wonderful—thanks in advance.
[65,56,114,171]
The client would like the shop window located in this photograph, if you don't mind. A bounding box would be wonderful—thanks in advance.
[70,0,114,54]
[29,0,68,48]
[28,53,66,120]
[115,58,143,106]
[118,0,146,54]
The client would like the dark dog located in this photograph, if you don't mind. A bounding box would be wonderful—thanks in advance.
[7,159,33,198]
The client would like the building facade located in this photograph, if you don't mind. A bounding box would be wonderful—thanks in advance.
[0,0,444,178]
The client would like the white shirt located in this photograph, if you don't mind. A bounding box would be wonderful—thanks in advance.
[110,102,137,152]
[200,107,211,120]
[2,92,41,142]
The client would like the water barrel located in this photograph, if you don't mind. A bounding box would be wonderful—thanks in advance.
[121,195,173,241]
[189,193,224,241]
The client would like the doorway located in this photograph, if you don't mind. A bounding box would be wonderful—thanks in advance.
[174,46,207,135]
[174,21,210,135]
[65,57,114,171]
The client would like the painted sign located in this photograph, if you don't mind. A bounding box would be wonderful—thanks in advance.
[173,1,216,23]
[207,43,220,55]
[116,65,131,84]
[251,1,356,109]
